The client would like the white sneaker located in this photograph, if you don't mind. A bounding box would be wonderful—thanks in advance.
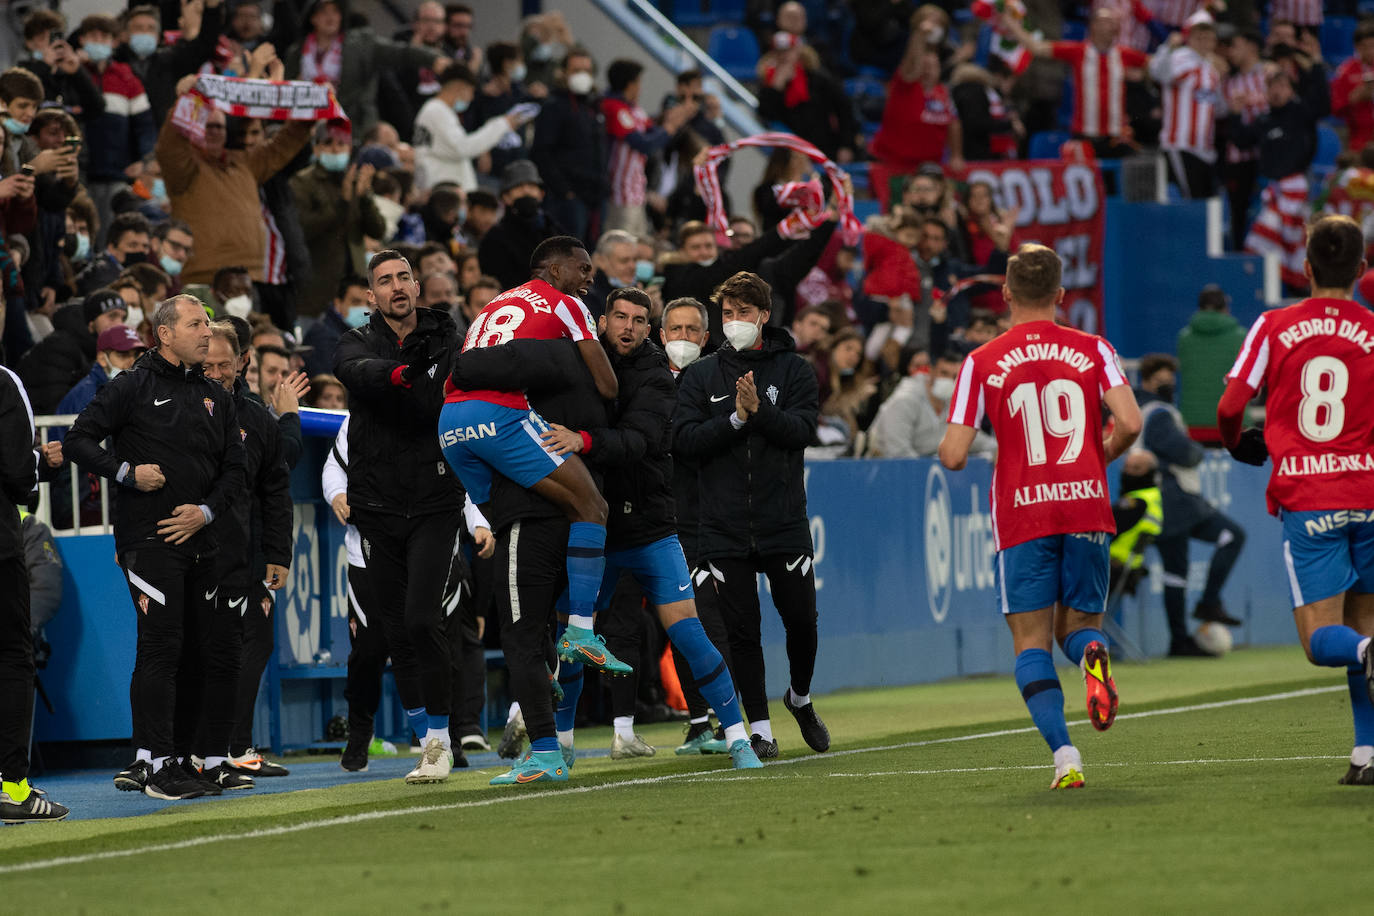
[459,733,491,753]
[404,737,453,784]
[610,733,656,759]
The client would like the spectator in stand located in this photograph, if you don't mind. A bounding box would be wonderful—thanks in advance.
[150,219,193,292]
[207,265,255,319]
[284,0,448,139]
[901,166,961,250]
[443,3,483,73]
[867,349,996,458]
[308,374,348,409]
[1003,9,1148,159]
[454,251,480,293]
[473,42,540,184]
[72,15,156,249]
[377,0,449,144]
[18,108,82,323]
[453,274,500,336]
[791,304,833,360]
[850,0,917,73]
[17,11,106,137]
[871,12,964,210]
[414,65,534,193]
[304,276,370,377]
[478,159,564,291]
[1175,284,1246,434]
[602,59,698,238]
[1331,20,1374,155]
[55,323,146,419]
[530,47,606,242]
[74,212,150,296]
[418,271,458,313]
[1222,29,1268,250]
[18,288,127,414]
[584,229,640,319]
[463,190,500,244]
[958,182,1019,311]
[417,242,457,280]
[157,76,314,292]
[917,211,1012,338]
[1151,20,1223,199]
[396,184,466,246]
[862,211,927,360]
[116,1,224,127]
[1269,0,1322,33]
[951,59,1023,162]
[728,216,758,246]
[236,116,314,332]
[816,328,880,445]
[754,149,814,234]
[520,11,575,93]
[758,13,860,164]
[1232,64,1329,292]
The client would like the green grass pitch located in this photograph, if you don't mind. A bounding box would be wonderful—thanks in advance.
[3,646,1368,914]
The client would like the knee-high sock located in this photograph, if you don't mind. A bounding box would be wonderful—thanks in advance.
[1348,664,1374,752]
[1015,649,1071,752]
[566,523,606,624]
[1309,626,1368,668]
[555,625,584,735]
[1060,627,1106,667]
[667,618,742,731]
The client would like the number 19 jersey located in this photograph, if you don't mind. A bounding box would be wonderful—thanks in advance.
[1226,297,1374,515]
[444,278,598,410]
[948,319,1129,551]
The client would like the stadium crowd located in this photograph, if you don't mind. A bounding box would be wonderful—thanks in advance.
[1,0,1373,818]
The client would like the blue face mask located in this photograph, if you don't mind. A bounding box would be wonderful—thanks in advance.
[73,232,91,260]
[346,306,370,327]
[319,151,350,172]
[3,117,28,136]
[453,98,470,114]
[151,177,167,200]
[83,41,114,62]
[159,253,183,277]
[635,259,655,283]
[129,32,158,57]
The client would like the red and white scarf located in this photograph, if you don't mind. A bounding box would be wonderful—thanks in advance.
[170,74,347,146]
[694,132,861,245]
[299,33,343,86]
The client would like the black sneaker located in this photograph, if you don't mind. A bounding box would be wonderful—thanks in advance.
[1338,762,1374,786]
[144,763,209,800]
[182,760,223,796]
[1193,601,1243,626]
[750,733,779,759]
[783,688,831,752]
[114,759,152,792]
[228,748,289,777]
[452,747,470,769]
[1168,635,1218,658]
[497,710,526,759]
[341,736,370,772]
[203,763,255,790]
[0,787,69,823]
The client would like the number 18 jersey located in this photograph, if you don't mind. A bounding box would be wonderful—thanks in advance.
[1226,297,1374,515]
[444,278,598,410]
[948,319,1129,551]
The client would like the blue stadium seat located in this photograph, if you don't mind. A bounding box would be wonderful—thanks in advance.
[707,26,760,82]
[1360,0,1374,18]
[673,0,744,28]
[1028,130,1070,159]
[1056,76,1075,130]
[841,160,870,193]
[852,198,882,223]
[1322,16,1357,62]
[1062,20,1087,41]
[975,25,994,66]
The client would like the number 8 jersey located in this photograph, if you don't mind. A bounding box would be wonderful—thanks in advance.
[947,319,1129,550]
[444,278,599,410]
[1226,297,1374,515]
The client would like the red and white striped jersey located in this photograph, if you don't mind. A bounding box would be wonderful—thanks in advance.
[1224,64,1268,163]
[1151,44,1223,161]
[602,97,651,207]
[1269,0,1323,26]
[947,320,1129,550]
[261,195,286,285]
[1051,42,1148,139]
[1147,0,1207,28]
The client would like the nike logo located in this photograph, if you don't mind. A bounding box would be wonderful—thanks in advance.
[567,642,606,666]
[709,394,731,402]
[515,769,554,783]
[204,587,218,602]
[229,597,246,615]
[678,583,691,591]
[786,556,805,571]
[154,398,171,406]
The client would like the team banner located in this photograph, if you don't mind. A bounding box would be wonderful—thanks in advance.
[959,159,1106,333]
[171,75,347,145]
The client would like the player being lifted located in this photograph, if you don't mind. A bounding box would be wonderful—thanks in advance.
[1218,215,1374,786]
[939,244,1142,789]
[439,236,633,677]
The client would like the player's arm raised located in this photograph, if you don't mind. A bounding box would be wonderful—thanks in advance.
[1101,385,1143,464]
[577,338,620,400]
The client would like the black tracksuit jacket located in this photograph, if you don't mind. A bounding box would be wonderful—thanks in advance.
[216,378,293,588]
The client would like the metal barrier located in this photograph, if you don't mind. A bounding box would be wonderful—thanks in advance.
[33,415,114,537]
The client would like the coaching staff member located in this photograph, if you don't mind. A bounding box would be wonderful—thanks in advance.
[674,271,828,760]
[334,249,464,785]
[66,295,246,801]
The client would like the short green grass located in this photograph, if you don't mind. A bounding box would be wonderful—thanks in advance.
[3,646,1366,914]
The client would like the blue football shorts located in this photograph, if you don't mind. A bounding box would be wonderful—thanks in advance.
[1280,509,1374,607]
[437,400,564,505]
[994,531,1110,615]
[596,535,694,611]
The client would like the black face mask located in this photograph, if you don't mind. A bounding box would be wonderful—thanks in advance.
[510,195,541,219]
[1155,383,1176,403]
[1121,472,1159,493]
[122,250,147,265]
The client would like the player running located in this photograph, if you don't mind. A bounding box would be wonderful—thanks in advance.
[939,244,1142,789]
[1218,215,1374,786]
[439,236,631,677]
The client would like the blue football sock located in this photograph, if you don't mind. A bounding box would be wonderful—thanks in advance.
[555,660,584,733]
[530,736,559,753]
[405,707,428,740]
[427,714,449,732]
[1060,627,1106,667]
[668,618,742,730]
[566,522,606,620]
[1348,664,1374,748]
[1015,649,1071,752]
[1309,625,1365,667]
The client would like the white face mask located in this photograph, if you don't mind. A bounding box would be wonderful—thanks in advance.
[223,294,253,319]
[125,306,145,328]
[107,365,125,380]
[567,71,594,95]
[929,376,956,404]
[723,318,761,351]
[664,339,701,369]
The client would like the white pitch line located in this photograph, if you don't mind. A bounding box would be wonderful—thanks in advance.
[0,684,1346,875]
